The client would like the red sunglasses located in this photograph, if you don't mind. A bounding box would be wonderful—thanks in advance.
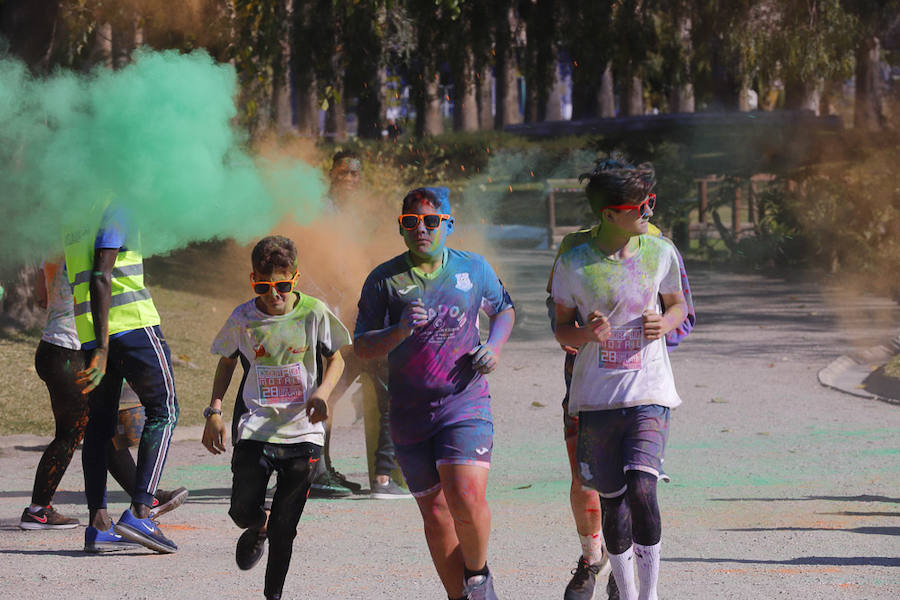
[607,193,656,217]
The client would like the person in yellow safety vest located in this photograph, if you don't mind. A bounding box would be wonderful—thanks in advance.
[63,203,180,554]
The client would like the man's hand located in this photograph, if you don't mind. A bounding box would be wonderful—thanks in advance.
[306,395,328,424]
[468,343,499,374]
[642,309,664,340]
[75,348,108,394]
[584,311,611,344]
[202,414,227,455]
[399,299,429,335]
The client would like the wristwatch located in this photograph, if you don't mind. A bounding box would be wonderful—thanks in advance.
[203,407,223,419]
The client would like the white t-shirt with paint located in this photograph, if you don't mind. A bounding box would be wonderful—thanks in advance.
[41,260,81,350]
[211,293,351,445]
[551,234,683,413]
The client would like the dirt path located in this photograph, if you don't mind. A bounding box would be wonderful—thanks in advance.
[1,249,898,599]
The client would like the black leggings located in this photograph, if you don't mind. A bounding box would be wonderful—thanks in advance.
[600,470,662,554]
[230,440,320,599]
[31,341,139,506]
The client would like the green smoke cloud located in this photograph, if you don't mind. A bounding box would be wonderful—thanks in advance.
[0,49,324,267]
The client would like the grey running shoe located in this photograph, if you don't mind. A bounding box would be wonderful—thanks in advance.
[565,554,611,600]
[19,506,79,530]
[606,571,620,600]
[463,571,498,600]
[149,486,189,519]
[236,528,267,570]
[370,479,412,499]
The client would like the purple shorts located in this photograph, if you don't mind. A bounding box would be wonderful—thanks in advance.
[394,419,493,498]
[576,405,670,497]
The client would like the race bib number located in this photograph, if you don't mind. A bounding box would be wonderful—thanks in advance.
[598,326,643,370]
[256,363,306,405]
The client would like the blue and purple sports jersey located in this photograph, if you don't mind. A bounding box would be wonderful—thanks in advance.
[355,248,514,445]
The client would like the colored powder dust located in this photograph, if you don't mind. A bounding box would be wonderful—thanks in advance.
[0,48,326,267]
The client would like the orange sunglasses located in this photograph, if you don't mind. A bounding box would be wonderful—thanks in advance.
[398,213,451,230]
[250,272,298,295]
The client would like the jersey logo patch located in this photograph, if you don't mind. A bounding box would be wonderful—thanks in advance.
[398,284,418,295]
[455,273,473,292]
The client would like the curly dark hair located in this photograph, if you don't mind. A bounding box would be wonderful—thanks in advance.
[251,235,297,275]
[579,159,656,216]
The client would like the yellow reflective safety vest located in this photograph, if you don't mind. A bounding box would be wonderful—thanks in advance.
[63,213,160,345]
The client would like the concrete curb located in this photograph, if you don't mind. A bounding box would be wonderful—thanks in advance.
[818,333,900,406]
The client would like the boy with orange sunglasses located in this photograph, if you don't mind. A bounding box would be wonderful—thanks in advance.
[201,235,350,600]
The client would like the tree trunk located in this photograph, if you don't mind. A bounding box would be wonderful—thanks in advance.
[854,35,885,130]
[0,0,60,74]
[272,0,295,133]
[669,11,694,113]
[598,62,615,117]
[296,75,319,135]
[454,47,480,131]
[571,65,597,120]
[0,264,44,333]
[495,6,522,128]
[621,68,643,116]
[95,22,114,69]
[784,78,822,114]
[544,62,565,121]
[477,66,494,130]
[422,72,444,136]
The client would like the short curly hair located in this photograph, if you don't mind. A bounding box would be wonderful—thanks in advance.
[579,159,656,217]
[251,235,297,275]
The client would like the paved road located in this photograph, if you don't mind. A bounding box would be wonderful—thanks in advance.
[1,249,898,599]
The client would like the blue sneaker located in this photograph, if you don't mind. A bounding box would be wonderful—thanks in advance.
[84,525,141,553]
[114,509,178,553]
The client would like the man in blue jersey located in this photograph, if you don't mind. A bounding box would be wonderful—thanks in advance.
[353,187,515,600]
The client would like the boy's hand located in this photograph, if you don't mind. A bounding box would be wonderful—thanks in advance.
[202,413,227,454]
[642,310,664,340]
[468,343,499,374]
[399,299,429,335]
[76,348,108,394]
[584,311,611,344]
[306,395,328,424]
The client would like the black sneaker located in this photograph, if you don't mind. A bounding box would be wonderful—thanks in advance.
[309,467,355,498]
[235,528,267,570]
[370,479,412,499]
[329,466,362,493]
[564,555,605,600]
[19,506,79,530]
[150,486,189,519]
[606,571,620,600]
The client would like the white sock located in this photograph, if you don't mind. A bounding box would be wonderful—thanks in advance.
[579,531,605,565]
[634,542,661,600]
[28,504,45,513]
[608,546,639,600]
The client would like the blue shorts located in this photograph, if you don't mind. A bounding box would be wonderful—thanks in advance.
[576,405,670,498]
[394,419,493,498]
